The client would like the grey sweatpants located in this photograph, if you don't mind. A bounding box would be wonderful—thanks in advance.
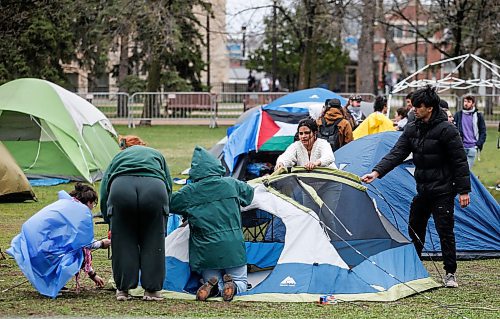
[109,175,168,292]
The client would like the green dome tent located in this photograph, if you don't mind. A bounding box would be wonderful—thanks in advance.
[0,141,36,202]
[0,78,120,182]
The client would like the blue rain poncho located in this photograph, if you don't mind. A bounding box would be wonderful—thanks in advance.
[7,191,94,298]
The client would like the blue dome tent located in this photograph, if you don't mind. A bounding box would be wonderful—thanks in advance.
[334,131,500,258]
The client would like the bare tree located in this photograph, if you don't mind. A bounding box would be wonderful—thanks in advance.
[357,0,375,94]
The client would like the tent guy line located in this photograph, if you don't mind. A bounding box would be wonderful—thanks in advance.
[366,183,446,282]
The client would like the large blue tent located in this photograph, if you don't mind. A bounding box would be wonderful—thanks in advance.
[334,131,500,258]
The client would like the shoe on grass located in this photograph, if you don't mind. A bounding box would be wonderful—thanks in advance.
[143,290,164,301]
[116,290,131,301]
[444,273,458,288]
[196,276,218,301]
[222,274,237,302]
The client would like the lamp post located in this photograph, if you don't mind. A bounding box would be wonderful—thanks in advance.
[271,0,277,91]
[241,25,247,59]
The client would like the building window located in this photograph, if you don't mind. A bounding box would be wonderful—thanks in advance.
[405,56,426,73]
[88,74,110,93]
[392,25,405,38]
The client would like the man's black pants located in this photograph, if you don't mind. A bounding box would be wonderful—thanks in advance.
[109,175,168,292]
[408,194,457,274]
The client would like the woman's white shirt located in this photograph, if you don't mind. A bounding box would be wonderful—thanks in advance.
[276,138,336,168]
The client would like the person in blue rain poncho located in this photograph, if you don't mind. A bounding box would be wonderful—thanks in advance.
[8,183,110,298]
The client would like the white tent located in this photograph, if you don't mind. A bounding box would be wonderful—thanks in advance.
[388,54,500,112]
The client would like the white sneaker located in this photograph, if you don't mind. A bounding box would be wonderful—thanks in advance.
[444,273,458,288]
[116,290,131,301]
[143,290,164,301]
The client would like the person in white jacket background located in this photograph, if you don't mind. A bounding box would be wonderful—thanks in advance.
[275,117,337,171]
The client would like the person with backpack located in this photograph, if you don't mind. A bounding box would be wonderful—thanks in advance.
[317,98,353,151]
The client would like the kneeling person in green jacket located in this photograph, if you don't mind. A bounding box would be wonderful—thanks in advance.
[171,146,254,301]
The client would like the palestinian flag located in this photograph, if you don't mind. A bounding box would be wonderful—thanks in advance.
[256,109,308,151]
[223,88,347,173]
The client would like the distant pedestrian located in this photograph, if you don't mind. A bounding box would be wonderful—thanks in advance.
[353,96,395,139]
[406,92,416,123]
[343,94,366,130]
[394,107,408,131]
[260,75,271,92]
[361,85,470,289]
[247,71,256,92]
[453,95,487,169]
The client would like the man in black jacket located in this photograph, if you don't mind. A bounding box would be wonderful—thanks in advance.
[361,86,471,288]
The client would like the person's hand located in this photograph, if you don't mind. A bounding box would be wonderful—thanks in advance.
[92,274,105,288]
[361,171,379,184]
[459,193,470,208]
[304,161,320,171]
[274,163,285,171]
[100,239,111,249]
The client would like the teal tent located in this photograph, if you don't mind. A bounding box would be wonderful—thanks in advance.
[0,78,119,182]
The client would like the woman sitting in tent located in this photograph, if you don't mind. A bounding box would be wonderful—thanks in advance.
[275,117,336,171]
[7,183,110,298]
[353,96,395,139]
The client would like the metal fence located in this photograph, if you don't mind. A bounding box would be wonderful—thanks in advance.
[80,91,500,126]
[78,92,130,120]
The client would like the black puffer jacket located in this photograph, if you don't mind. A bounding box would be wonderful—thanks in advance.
[373,108,470,198]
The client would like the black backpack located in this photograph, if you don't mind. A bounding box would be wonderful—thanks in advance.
[318,117,343,151]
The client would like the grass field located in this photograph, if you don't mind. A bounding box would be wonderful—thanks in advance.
[0,125,498,318]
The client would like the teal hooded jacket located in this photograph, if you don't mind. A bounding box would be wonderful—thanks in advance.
[170,146,254,272]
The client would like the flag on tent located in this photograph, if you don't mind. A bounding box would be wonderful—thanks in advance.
[7,191,94,298]
[223,88,346,173]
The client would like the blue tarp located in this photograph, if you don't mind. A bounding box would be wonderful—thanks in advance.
[7,191,94,298]
[28,178,70,187]
[334,131,500,256]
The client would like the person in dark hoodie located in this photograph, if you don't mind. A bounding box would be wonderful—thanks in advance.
[170,146,254,302]
[361,85,470,289]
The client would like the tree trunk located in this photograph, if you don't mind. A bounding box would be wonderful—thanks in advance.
[140,56,161,126]
[358,0,375,94]
[117,32,129,117]
[298,0,317,89]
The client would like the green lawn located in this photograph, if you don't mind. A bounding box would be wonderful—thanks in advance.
[0,125,498,318]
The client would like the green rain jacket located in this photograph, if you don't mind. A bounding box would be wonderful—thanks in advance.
[170,146,254,272]
[100,145,172,223]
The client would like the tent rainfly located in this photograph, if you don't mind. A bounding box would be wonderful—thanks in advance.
[0,78,120,182]
[159,169,440,302]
